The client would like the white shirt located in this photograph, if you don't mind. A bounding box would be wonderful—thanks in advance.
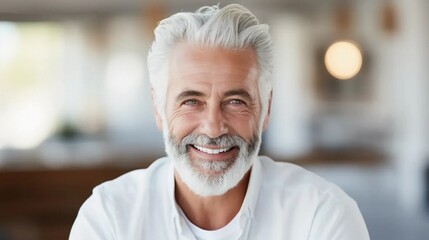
[178,203,242,240]
[70,156,370,240]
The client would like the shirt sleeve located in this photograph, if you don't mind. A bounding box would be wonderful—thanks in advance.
[69,186,115,240]
[308,194,370,240]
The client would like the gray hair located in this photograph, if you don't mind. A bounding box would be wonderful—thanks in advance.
[147,4,274,125]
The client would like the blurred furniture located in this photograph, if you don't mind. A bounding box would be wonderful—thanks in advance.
[0,164,150,240]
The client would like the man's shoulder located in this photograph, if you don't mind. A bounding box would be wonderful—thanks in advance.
[93,157,170,198]
[258,155,323,182]
[253,157,369,239]
[258,156,351,200]
[70,157,174,239]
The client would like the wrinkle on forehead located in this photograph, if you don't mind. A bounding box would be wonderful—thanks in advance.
[168,42,260,81]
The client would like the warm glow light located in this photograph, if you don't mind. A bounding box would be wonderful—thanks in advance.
[324,41,363,80]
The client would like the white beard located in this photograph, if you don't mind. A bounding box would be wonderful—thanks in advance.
[164,133,261,197]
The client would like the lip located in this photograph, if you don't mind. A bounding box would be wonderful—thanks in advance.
[188,144,238,161]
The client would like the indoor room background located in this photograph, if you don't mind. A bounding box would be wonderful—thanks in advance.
[0,0,428,239]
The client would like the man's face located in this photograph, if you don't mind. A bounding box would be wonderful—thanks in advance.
[155,42,265,196]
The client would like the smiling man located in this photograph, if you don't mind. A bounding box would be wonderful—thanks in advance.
[70,4,370,240]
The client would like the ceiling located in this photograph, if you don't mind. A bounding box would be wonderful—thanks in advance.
[0,0,331,19]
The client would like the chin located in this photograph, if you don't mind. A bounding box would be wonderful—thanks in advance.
[174,153,255,197]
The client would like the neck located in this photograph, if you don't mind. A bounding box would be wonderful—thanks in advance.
[174,170,251,230]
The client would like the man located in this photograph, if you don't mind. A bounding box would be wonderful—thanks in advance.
[70,4,370,240]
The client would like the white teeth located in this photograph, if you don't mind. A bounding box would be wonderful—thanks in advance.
[193,145,231,154]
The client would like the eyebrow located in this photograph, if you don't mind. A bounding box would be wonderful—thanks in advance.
[224,89,252,101]
[175,88,253,102]
[175,90,205,102]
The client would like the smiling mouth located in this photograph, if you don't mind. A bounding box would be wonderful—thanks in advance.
[190,144,235,155]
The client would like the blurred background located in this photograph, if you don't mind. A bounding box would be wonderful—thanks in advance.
[0,0,428,239]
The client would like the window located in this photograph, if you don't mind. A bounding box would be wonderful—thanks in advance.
[0,22,64,149]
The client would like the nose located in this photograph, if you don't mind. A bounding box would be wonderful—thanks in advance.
[199,104,228,139]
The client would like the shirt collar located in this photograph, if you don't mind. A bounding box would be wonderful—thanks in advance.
[240,156,262,219]
[166,159,182,230]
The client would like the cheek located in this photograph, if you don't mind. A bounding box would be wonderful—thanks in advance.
[168,113,199,139]
[226,112,260,139]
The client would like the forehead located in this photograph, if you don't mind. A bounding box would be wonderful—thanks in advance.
[167,42,260,90]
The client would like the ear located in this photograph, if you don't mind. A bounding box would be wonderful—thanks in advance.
[262,91,273,131]
[151,89,163,131]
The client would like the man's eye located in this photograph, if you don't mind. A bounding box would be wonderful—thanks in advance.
[182,99,199,106]
[228,99,245,105]
[225,99,247,112]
